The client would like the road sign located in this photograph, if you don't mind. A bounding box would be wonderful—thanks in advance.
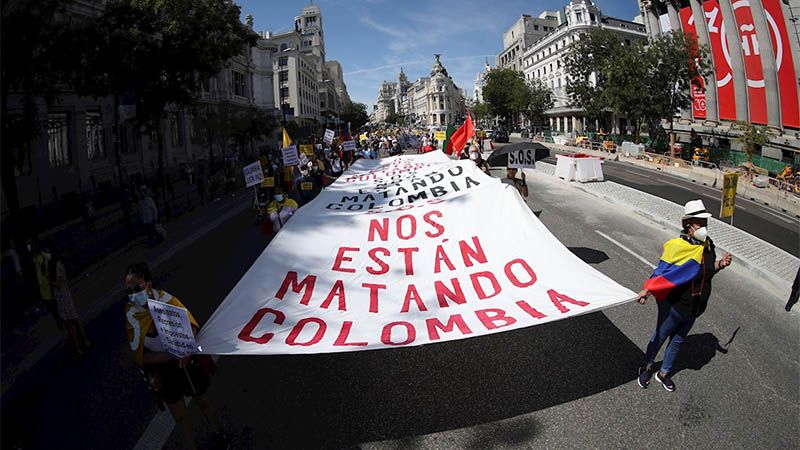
[242,161,264,188]
[323,129,335,145]
[508,148,537,169]
[282,145,300,166]
[720,172,739,219]
[147,300,199,357]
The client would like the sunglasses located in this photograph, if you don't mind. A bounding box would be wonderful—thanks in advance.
[126,283,147,295]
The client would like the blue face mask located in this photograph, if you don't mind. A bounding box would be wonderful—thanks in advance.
[129,290,149,307]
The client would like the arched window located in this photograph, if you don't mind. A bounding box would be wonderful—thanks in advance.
[280,43,288,51]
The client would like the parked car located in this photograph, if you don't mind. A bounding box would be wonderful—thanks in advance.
[493,130,509,143]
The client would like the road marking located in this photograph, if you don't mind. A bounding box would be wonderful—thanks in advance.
[595,230,656,269]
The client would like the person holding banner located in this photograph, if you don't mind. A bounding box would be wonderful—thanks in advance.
[267,186,298,233]
[123,262,226,450]
[501,167,528,198]
[636,200,732,392]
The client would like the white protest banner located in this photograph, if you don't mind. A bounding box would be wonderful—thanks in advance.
[323,129,335,145]
[197,152,636,355]
[508,148,537,169]
[148,300,199,357]
[342,140,356,151]
[243,161,264,188]
[282,145,300,166]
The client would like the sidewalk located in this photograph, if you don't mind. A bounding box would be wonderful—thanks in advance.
[0,190,253,398]
[531,161,800,294]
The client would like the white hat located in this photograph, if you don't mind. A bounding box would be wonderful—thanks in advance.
[682,199,712,219]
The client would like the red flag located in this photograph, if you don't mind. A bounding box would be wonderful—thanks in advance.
[446,113,475,155]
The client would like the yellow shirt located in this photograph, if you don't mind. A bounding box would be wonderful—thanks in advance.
[124,290,198,367]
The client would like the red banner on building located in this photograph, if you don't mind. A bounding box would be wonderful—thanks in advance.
[732,0,768,124]
[703,0,737,122]
[680,7,706,120]
[763,0,800,129]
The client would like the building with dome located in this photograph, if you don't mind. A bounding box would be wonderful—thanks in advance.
[373,55,466,128]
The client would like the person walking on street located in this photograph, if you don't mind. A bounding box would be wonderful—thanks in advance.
[786,267,800,312]
[50,249,91,359]
[33,241,62,330]
[267,187,299,233]
[124,262,227,450]
[636,200,732,392]
[137,190,162,245]
[501,167,528,198]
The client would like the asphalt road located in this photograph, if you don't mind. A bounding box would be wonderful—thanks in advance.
[2,153,797,450]
[522,138,800,257]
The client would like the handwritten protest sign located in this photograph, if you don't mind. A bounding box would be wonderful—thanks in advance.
[323,129,335,145]
[148,300,199,357]
[242,161,264,188]
[282,145,300,166]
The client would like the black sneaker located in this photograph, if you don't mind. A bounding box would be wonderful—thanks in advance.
[655,371,676,392]
[637,365,653,388]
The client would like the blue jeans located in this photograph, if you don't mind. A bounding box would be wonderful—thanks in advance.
[645,300,696,374]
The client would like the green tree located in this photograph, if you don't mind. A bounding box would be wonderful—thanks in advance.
[521,78,554,127]
[340,100,369,130]
[483,68,530,127]
[732,121,775,162]
[563,29,621,131]
[471,101,492,128]
[603,40,651,142]
[384,112,400,125]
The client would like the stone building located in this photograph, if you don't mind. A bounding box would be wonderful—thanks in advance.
[407,56,467,128]
[522,0,647,133]
[497,12,563,71]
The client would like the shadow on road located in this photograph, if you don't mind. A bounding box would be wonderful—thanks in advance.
[211,311,644,449]
[669,327,739,377]
[568,247,610,265]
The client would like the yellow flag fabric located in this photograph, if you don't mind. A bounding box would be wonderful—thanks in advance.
[282,128,293,148]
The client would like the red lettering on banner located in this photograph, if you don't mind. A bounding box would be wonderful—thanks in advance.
[423,210,445,237]
[516,300,547,319]
[733,1,767,124]
[470,271,501,299]
[475,308,517,330]
[368,218,389,242]
[680,6,707,119]
[381,321,416,345]
[361,283,386,313]
[397,214,416,240]
[401,284,427,312]
[320,280,347,311]
[398,247,419,275]
[366,247,390,275]
[333,321,368,346]
[332,247,359,273]
[459,236,487,267]
[504,259,537,288]
[426,314,472,340]
[764,0,800,128]
[434,245,456,273]
[286,317,327,346]
[434,278,466,307]
[238,307,285,344]
[547,289,590,313]
[703,0,737,121]
[275,271,317,305]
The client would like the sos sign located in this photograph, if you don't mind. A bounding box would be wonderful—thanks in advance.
[508,149,537,169]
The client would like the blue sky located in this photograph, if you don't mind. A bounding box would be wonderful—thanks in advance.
[236,0,640,112]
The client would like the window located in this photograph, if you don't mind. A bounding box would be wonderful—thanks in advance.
[48,113,70,167]
[190,115,202,144]
[120,122,138,153]
[590,13,596,22]
[576,12,582,22]
[170,113,183,148]
[534,25,539,31]
[85,111,105,160]
[279,87,289,100]
[279,70,288,82]
[233,71,246,97]
[278,56,288,66]
[280,43,288,51]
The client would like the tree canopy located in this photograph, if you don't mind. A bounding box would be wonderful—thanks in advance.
[483,68,553,127]
[340,100,369,130]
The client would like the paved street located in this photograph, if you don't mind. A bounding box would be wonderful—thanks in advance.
[2,149,797,450]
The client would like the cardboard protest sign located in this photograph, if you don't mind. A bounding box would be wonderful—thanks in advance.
[242,161,264,188]
[197,153,636,355]
[300,145,314,156]
[148,300,199,357]
[508,148,537,169]
[261,177,275,188]
[434,131,446,140]
[282,145,300,166]
[342,140,356,151]
[323,129,335,145]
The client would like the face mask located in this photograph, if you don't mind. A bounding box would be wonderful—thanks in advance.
[301,170,309,177]
[692,226,708,242]
[274,194,284,202]
[129,290,149,307]
[469,153,479,160]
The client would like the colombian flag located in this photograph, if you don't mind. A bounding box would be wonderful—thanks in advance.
[644,238,704,301]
